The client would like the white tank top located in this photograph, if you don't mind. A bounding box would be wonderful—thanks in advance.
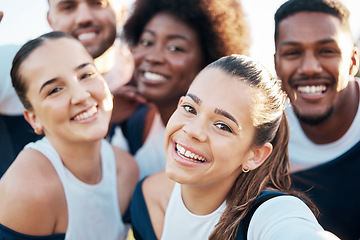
[25,137,127,240]
[111,112,166,180]
[161,183,226,240]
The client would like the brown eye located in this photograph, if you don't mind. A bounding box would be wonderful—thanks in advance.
[215,122,233,133]
[48,87,62,96]
[182,104,197,115]
[80,72,94,80]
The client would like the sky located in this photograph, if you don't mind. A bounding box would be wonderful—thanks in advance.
[1,0,360,73]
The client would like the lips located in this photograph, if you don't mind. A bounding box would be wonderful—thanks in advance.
[176,143,207,162]
[73,106,98,121]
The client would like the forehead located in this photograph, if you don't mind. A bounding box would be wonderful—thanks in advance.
[277,12,349,44]
[48,0,114,8]
[189,67,252,114]
[20,38,93,80]
[144,12,199,41]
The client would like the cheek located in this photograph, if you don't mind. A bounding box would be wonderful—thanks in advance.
[133,47,147,63]
[95,83,113,106]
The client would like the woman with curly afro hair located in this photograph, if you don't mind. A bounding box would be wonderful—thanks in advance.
[110,0,250,181]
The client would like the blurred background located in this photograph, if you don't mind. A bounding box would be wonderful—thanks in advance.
[1,0,360,73]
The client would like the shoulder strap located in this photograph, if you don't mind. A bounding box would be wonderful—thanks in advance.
[237,192,286,240]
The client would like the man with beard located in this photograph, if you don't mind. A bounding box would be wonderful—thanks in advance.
[274,0,360,239]
[47,0,134,92]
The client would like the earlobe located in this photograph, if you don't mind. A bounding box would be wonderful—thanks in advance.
[350,47,359,76]
[24,109,43,135]
[245,143,273,171]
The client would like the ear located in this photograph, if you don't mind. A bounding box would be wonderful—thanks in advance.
[274,53,281,77]
[47,11,53,27]
[349,47,359,77]
[245,143,273,171]
[24,109,44,135]
[177,96,185,107]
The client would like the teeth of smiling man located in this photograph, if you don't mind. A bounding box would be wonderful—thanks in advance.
[297,85,327,95]
[74,106,97,121]
[144,71,167,82]
[176,143,206,162]
[78,32,96,41]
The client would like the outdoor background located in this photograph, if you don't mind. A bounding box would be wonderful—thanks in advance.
[1,0,360,73]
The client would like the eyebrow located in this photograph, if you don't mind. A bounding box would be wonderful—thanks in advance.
[187,93,201,105]
[186,93,239,127]
[56,0,75,7]
[39,62,92,93]
[279,38,337,48]
[143,29,191,43]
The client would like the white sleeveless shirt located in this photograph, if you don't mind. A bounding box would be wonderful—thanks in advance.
[26,137,127,240]
[161,183,226,240]
[111,112,166,180]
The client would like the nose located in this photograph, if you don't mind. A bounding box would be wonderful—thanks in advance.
[182,117,208,142]
[75,3,94,26]
[298,51,322,76]
[144,45,165,64]
[70,82,91,105]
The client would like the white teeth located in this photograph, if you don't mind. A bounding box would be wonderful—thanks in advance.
[144,71,167,82]
[297,85,327,95]
[176,144,206,162]
[74,106,97,121]
[78,32,96,41]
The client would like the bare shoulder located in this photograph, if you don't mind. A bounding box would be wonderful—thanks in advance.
[111,145,139,184]
[142,170,175,238]
[111,145,139,215]
[143,170,175,203]
[0,148,66,235]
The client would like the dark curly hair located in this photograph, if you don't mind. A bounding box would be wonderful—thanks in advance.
[122,0,250,66]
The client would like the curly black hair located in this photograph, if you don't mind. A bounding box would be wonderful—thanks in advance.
[122,0,250,66]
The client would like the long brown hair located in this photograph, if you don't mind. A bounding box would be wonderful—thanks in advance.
[207,55,317,239]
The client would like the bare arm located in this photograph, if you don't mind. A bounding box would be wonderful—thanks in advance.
[0,148,67,235]
[142,170,175,239]
[113,145,139,216]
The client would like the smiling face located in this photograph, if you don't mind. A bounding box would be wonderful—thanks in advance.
[275,12,358,125]
[21,37,113,145]
[47,0,117,59]
[133,12,204,106]
[164,67,256,188]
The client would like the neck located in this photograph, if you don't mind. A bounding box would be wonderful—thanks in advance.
[101,40,135,92]
[156,101,178,125]
[180,178,235,215]
[300,79,359,144]
[48,138,103,184]
[94,45,115,75]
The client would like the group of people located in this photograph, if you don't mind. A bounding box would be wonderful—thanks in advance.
[0,0,358,239]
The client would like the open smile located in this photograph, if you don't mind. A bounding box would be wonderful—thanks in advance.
[72,106,98,121]
[175,143,207,163]
[297,84,327,95]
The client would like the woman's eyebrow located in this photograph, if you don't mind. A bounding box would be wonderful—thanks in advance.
[39,78,57,94]
[186,93,201,105]
[39,63,93,93]
[215,108,239,127]
[187,93,239,126]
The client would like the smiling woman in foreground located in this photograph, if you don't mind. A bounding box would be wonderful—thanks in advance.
[127,55,340,240]
[0,31,138,239]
